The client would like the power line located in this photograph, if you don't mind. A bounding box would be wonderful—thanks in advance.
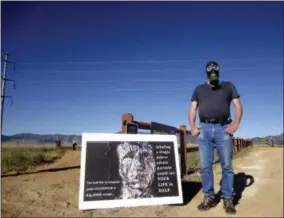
[15,57,282,65]
[21,74,281,83]
[17,65,282,75]
[8,105,170,109]
[23,79,197,83]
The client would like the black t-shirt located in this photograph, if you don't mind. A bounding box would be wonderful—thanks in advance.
[191,81,240,121]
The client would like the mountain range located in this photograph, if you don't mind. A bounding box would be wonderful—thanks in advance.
[1,132,283,145]
[249,132,283,145]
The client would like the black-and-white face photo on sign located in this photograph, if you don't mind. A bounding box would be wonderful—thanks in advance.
[79,133,183,210]
[116,141,156,199]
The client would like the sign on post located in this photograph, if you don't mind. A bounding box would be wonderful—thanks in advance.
[150,122,177,135]
[150,122,180,146]
[126,122,138,134]
[79,133,183,210]
[150,122,181,166]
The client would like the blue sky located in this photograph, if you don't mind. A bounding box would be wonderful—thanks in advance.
[1,1,283,138]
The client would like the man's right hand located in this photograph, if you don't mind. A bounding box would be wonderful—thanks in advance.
[191,126,200,136]
[189,101,200,136]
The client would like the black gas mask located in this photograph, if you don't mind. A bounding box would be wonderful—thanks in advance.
[206,61,219,86]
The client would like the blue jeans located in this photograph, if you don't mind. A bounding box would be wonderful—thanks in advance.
[198,122,235,200]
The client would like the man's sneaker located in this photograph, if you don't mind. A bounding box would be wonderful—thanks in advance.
[223,198,236,214]
[197,196,216,211]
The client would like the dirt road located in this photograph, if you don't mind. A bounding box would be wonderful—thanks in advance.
[1,147,283,217]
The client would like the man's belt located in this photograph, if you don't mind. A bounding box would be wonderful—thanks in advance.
[200,118,232,125]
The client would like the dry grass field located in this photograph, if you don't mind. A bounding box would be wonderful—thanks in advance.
[1,147,65,174]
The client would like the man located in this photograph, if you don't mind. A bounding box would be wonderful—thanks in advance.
[188,61,243,215]
[116,141,156,199]
[72,138,77,151]
[269,137,274,147]
[55,138,61,149]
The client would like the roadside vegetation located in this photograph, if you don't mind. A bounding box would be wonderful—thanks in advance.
[1,141,254,175]
[1,147,65,174]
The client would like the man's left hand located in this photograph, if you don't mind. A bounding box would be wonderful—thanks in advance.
[225,122,239,135]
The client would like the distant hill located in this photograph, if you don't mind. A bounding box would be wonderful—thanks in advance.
[249,132,283,145]
[1,133,81,145]
[2,131,197,145]
[2,132,283,146]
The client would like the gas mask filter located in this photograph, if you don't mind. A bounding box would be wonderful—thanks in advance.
[206,61,220,86]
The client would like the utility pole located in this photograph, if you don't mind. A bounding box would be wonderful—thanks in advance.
[0,52,8,137]
[1,52,16,139]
